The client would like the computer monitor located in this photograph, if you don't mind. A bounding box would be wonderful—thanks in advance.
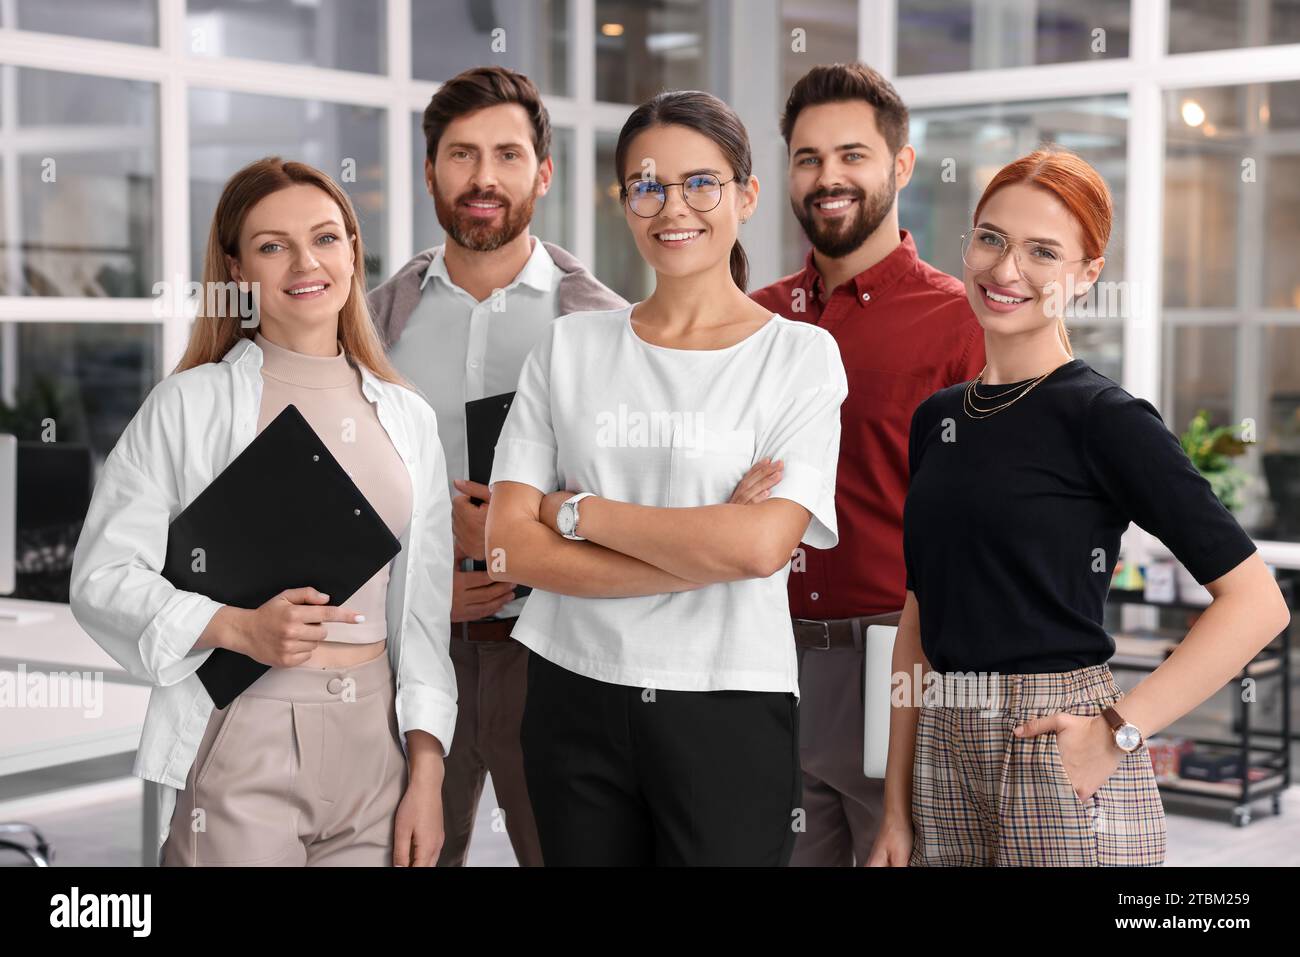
[0,437,93,617]
[13,440,94,602]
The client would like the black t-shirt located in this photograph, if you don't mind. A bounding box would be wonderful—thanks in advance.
[902,358,1257,674]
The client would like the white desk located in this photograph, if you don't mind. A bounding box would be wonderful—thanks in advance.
[0,597,157,865]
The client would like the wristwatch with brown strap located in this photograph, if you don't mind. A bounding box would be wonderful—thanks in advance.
[1101,704,1145,752]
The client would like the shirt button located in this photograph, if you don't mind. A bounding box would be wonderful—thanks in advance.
[811,592,820,600]
[326,677,344,694]
[861,292,871,302]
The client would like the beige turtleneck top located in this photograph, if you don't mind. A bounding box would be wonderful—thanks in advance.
[253,331,412,643]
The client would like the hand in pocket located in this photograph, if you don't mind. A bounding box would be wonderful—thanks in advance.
[1015,710,1123,801]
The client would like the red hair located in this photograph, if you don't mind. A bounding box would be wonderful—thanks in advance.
[973,146,1112,355]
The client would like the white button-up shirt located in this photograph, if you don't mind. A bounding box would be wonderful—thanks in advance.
[69,335,457,858]
[387,237,562,619]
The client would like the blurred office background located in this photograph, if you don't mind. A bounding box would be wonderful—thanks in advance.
[1,1,1300,584]
[0,1,1299,864]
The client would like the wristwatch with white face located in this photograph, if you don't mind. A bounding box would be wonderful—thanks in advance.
[556,492,594,541]
[1102,705,1144,753]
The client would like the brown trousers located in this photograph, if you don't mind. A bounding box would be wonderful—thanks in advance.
[438,632,543,866]
[791,643,886,866]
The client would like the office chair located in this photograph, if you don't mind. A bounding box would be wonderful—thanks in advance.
[0,822,51,866]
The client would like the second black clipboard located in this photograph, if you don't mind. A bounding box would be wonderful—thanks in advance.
[465,390,532,599]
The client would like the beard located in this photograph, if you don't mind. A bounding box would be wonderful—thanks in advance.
[433,176,538,252]
[792,177,896,259]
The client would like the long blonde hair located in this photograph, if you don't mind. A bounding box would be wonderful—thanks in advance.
[175,156,405,384]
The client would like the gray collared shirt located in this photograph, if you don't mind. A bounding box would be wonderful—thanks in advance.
[387,237,564,619]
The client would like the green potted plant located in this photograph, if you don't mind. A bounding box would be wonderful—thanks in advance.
[0,375,68,438]
[1172,410,1251,603]
[1180,409,1250,512]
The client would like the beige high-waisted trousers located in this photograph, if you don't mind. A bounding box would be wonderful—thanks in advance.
[161,650,407,866]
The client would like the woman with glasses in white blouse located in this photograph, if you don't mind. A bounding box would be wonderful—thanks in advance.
[70,157,457,867]
[486,91,848,866]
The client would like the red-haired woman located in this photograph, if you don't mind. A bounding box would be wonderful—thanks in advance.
[867,147,1288,866]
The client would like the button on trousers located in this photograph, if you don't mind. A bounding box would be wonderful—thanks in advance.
[162,650,407,866]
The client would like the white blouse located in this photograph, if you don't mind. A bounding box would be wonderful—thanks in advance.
[490,305,848,696]
[69,336,456,860]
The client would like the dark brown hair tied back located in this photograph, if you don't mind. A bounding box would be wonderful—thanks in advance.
[614,90,753,292]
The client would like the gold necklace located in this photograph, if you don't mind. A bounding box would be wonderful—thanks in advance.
[971,377,1031,400]
[962,361,1069,419]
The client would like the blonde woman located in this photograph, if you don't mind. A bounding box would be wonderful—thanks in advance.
[70,157,456,867]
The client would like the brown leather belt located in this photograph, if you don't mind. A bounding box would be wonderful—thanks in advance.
[458,617,519,642]
[793,612,902,651]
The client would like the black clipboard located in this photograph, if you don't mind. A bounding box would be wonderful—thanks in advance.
[465,391,531,598]
[162,404,402,710]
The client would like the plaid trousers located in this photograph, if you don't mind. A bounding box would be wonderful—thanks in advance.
[910,663,1166,866]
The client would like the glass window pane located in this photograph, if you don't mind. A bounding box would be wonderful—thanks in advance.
[186,0,386,74]
[1170,0,1300,54]
[411,0,569,95]
[1163,143,1238,310]
[1162,83,1300,310]
[780,0,858,107]
[1261,325,1300,540]
[1067,323,1123,383]
[0,322,159,460]
[899,95,1128,286]
[1,0,157,45]
[0,321,160,602]
[411,113,573,255]
[595,0,730,105]
[189,90,387,287]
[2,66,159,298]
[595,131,652,302]
[897,0,1130,75]
[778,0,858,274]
[1163,80,1300,544]
[531,128,574,252]
[1163,323,1237,463]
[1264,109,1300,311]
[1161,327,1271,543]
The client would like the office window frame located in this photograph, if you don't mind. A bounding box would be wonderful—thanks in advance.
[0,0,1298,564]
[876,1,1300,567]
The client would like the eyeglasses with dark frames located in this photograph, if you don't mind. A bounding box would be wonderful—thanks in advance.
[621,174,736,218]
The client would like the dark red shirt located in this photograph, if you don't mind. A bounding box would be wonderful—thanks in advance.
[751,230,986,619]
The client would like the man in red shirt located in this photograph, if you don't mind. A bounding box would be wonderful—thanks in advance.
[751,62,986,866]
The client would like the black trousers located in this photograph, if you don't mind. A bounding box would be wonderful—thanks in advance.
[520,651,800,866]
